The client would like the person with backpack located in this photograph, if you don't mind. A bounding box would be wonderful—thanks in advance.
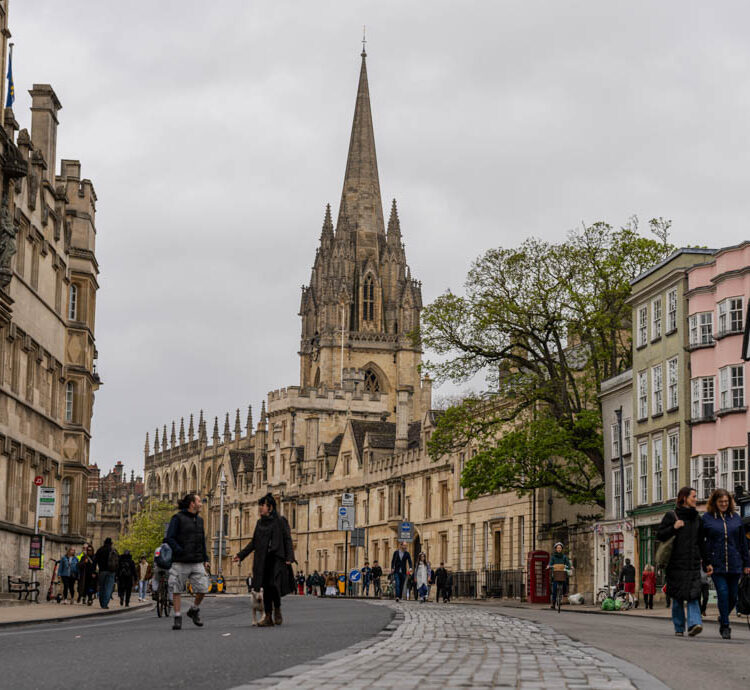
[165,493,211,631]
[702,488,750,639]
[94,537,118,609]
[656,486,708,637]
[117,550,137,607]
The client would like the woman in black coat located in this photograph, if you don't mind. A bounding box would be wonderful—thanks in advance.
[234,493,294,627]
[656,486,708,637]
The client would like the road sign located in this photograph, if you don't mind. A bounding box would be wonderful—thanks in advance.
[341,492,354,506]
[38,487,56,518]
[33,476,43,486]
[350,527,365,547]
[399,521,413,543]
[349,568,361,583]
[337,505,354,531]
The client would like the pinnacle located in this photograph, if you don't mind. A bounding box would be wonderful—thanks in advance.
[188,413,195,441]
[144,432,150,454]
[387,198,401,240]
[234,408,242,434]
[246,405,253,431]
[224,412,231,440]
[179,417,185,443]
[213,416,219,438]
[154,428,160,453]
[321,203,334,240]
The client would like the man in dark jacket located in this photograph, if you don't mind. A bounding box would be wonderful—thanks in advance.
[94,537,117,609]
[234,493,294,627]
[117,550,137,607]
[371,561,383,597]
[391,542,412,602]
[435,563,448,603]
[165,493,210,631]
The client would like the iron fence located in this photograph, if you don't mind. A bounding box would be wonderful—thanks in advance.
[484,567,526,600]
[451,570,478,599]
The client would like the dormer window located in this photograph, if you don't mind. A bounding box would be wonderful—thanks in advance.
[363,275,374,322]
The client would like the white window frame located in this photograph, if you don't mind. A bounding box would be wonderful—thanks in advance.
[691,376,715,420]
[667,432,679,499]
[732,447,747,492]
[68,284,78,321]
[65,381,74,423]
[689,312,713,346]
[625,465,633,511]
[667,357,679,410]
[652,436,663,502]
[719,364,745,410]
[691,455,716,501]
[718,296,744,335]
[651,297,662,340]
[719,448,729,490]
[638,442,648,505]
[652,364,663,415]
[60,478,71,534]
[638,371,648,420]
[666,288,678,332]
[637,305,648,347]
[611,423,620,459]
[613,468,622,519]
[623,418,631,455]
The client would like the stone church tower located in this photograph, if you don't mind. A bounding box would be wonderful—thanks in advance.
[299,48,423,418]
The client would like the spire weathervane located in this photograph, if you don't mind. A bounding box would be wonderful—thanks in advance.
[361,25,367,57]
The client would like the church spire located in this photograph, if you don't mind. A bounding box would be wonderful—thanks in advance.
[337,49,384,236]
[387,198,402,244]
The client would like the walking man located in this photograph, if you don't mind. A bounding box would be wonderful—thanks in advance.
[165,493,211,631]
[94,537,118,609]
[137,555,151,602]
[371,560,383,598]
[435,562,448,602]
[390,542,412,602]
[234,493,295,627]
[361,561,372,597]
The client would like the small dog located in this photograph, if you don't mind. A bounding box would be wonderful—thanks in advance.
[250,589,264,626]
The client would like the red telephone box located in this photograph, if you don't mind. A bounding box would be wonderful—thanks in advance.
[527,550,550,603]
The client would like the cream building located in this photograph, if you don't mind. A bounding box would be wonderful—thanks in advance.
[0,3,101,592]
[144,49,592,598]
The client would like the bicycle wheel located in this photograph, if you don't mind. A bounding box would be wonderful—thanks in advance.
[156,596,163,617]
[557,589,562,613]
[595,590,607,604]
[164,595,172,616]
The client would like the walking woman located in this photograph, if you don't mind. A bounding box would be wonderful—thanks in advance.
[77,544,97,605]
[234,493,294,627]
[641,564,656,610]
[702,488,750,639]
[656,486,708,637]
[415,553,430,603]
[58,546,79,604]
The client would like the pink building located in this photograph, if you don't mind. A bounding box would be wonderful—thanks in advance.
[687,242,749,501]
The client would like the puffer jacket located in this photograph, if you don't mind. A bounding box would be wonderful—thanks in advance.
[702,510,750,575]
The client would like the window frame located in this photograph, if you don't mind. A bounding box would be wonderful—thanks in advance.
[666,288,677,333]
[638,441,648,505]
[652,435,663,502]
[667,432,679,499]
[667,357,679,410]
[651,297,662,340]
[652,364,663,415]
[637,305,648,347]
[637,371,648,420]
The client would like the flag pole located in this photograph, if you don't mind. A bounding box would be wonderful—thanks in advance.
[0,0,11,130]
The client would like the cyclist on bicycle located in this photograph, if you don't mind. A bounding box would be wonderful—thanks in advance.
[548,542,572,609]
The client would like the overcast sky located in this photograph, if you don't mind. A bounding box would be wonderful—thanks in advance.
[10,1,750,477]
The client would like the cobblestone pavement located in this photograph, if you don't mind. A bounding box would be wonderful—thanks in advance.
[236,602,666,689]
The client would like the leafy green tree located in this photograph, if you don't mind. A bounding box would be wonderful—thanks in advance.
[420,220,672,507]
[115,499,175,559]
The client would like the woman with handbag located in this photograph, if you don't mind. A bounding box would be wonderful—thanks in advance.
[702,488,750,640]
[233,493,295,627]
[655,486,708,637]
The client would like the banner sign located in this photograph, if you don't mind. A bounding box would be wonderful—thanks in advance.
[28,534,43,570]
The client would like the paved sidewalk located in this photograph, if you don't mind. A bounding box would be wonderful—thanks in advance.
[0,599,151,626]
[235,602,666,689]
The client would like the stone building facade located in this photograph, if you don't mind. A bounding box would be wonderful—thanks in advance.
[143,50,590,597]
[86,461,144,548]
[0,7,101,591]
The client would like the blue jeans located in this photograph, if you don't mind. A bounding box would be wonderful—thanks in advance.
[138,580,148,600]
[671,598,701,633]
[393,572,404,599]
[363,580,370,596]
[551,580,567,604]
[712,573,740,628]
[98,571,115,608]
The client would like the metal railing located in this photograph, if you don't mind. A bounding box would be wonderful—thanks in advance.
[451,570,478,599]
[484,567,526,600]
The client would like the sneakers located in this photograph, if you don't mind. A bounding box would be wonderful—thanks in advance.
[687,624,702,637]
[674,631,684,636]
[172,615,182,630]
[720,625,731,640]
[273,607,283,626]
[186,607,203,627]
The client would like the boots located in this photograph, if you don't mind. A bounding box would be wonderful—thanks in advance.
[256,613,275,627]
[273,606,283,626]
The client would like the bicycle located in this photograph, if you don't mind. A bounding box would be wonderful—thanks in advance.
[596,584,616,605]
[551,564,571,613]
[155,570,172,618]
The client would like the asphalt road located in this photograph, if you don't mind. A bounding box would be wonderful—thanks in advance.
[0,596,393,690]
[485,603,750,689]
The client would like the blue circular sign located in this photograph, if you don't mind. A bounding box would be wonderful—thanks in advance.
[349,569,361,582]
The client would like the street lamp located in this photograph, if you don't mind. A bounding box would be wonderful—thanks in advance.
[218,470,227,576]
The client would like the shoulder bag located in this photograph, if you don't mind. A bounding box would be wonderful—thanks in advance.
[654,511,677,569]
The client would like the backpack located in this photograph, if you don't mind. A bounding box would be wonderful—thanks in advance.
[737,575,750,616]
[118,557,131,579]
[107,548,120,573]
[154,542,173,570]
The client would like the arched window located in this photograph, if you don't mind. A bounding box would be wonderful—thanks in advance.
[65,382,75,422]
[68,284,78,320]
[364,368,380,393]
[363,275,374,322]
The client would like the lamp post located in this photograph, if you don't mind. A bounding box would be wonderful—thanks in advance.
[218,470,227,576]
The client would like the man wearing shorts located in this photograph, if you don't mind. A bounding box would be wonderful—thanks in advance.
[165,493,211,630]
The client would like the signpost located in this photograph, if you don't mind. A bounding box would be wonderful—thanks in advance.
[38,487,56,518]
[399,521,414,543]
[337,506,354,531]
[341,492,354,507]
[349,568,361,583]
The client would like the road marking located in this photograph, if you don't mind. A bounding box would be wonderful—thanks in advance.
[222,633,231,636]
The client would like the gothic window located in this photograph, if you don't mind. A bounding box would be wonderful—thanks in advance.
[363,275,375,322]
[364,368,380,393]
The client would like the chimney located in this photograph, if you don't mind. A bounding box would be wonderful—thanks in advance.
[395,386,412,450]
[29,84,62,184]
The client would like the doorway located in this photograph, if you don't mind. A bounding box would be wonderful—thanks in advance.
[493,530,502,569]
